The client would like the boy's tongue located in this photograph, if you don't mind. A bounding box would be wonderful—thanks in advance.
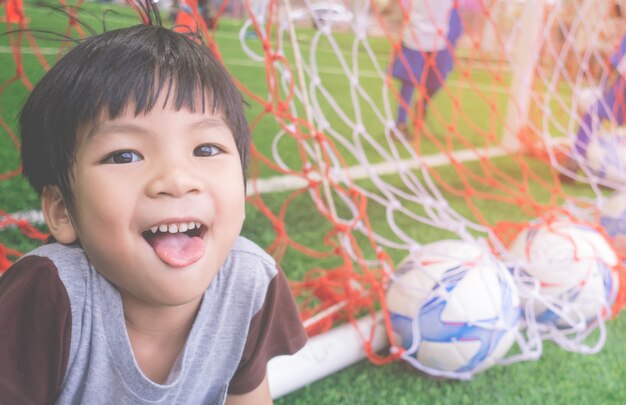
[149,232,204,268]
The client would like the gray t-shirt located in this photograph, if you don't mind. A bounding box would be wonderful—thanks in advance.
[0,236,306,404]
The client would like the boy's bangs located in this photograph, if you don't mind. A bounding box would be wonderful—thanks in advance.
[85,36,231,124]
[98,73,221,123]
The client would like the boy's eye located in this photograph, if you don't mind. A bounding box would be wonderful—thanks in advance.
[194,144,222,157]
[103,151,142,164]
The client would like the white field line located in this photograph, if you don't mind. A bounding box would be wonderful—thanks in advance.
[0,145,507,229]
[250,145,508,194]
[0,209,45,228]
[0,45,60,55]
[0,44,509,95]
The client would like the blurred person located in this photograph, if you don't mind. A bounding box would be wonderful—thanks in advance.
[561,27,626,180]
[390,0,461,139]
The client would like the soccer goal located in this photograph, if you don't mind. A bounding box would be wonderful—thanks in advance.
[1,0,625,397]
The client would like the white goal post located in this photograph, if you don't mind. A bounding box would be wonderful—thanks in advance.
[268,312,388,398]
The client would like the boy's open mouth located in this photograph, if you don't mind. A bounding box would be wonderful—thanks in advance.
[142,222,208,268]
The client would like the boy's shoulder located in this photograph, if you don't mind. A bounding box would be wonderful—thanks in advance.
[2,243,81,300]
[0,245,74,404]
[26,242,87,264]
[219,236,281,290]
[228,236,275,264]
[0,244,85,310]
[22,242,91,286]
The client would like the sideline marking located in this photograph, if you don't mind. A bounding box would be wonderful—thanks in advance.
[1,145,508,229]
[0,45,508,94]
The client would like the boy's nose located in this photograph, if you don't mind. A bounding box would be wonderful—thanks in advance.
[146,163,202,198]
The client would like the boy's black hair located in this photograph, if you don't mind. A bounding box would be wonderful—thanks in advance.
[20,23,250,214]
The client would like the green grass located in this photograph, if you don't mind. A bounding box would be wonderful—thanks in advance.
[279,316,626,404]
[2,1,625,403]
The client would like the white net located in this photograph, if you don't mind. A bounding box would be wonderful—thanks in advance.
[234,0,625,376]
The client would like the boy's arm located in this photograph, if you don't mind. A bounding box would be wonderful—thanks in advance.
[225,373,272,405]
[227,268,307,399]
[0,255,72,403]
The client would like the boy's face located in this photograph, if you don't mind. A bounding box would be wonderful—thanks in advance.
[65,98,245,308]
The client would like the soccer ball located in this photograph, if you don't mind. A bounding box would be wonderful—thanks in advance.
[508,218,619,328]
[386,240,521,378]
[584,129,626,186]
[600,191,626,255]
[574,86,602,115]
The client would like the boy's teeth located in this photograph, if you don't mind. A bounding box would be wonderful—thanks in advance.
[150,222,202,234]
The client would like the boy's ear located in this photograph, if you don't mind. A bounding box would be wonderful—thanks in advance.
[41,185,78,244]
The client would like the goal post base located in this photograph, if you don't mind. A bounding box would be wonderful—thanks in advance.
[268,312,389,399]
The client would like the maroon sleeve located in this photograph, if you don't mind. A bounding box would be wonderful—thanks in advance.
[0,255,72,404]
[227,269,307,395]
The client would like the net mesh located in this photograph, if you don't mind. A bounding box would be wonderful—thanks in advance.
[1,0,625,375]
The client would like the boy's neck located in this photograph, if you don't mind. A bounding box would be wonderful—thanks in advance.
[122,295,203,383]
[122,295,201,336]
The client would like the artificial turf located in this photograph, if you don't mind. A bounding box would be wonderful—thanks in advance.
[1,2,625,403]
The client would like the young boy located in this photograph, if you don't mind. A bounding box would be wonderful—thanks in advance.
[0,22,307,404]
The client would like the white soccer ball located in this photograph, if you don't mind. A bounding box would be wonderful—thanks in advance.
[584,129,626,186]
[508,219,619,328]
[574,86,602,115]
[386,240,521,378]
[600,191,626,255]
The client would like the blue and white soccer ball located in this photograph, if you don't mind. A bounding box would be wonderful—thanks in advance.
[386,240,521,379]
[584,129,626,187]
[600,191,626,255]
[508,219,619,329]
